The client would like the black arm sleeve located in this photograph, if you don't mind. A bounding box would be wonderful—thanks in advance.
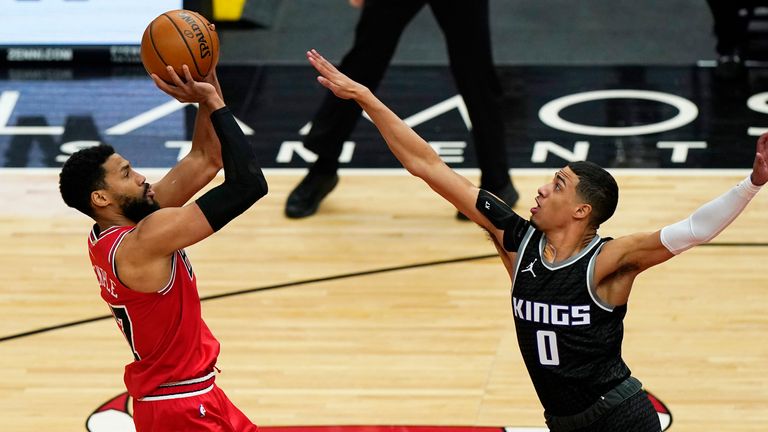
[475,189,530,252]
[196,107,268,231]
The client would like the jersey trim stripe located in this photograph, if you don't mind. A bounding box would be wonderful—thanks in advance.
[108,228,134,280]
[158,370,217,387]
[138,384,215,401]
[89,225,123,246]
[586,242,614,312]
[138,369,217,401]
[157,252,177,295]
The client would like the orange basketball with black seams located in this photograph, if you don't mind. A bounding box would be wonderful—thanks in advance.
[140,9,219,82]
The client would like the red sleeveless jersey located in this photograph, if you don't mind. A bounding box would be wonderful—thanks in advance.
[87,224,220,399]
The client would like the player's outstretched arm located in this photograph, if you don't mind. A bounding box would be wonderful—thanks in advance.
[306,49,513,238]
[596,133,767,304]
[150,65,226,208]
[655,132,766,258]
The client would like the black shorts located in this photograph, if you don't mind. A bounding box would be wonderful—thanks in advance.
[569,391,661,432]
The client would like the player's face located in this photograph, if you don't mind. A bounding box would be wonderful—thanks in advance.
[102,154,159,223]
[530,167,581,230]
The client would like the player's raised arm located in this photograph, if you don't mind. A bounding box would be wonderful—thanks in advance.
[148,65,225,208]
[305,49,524,250]
[596,133,767,304]
[115,68,267,292]
[659,132,767,252]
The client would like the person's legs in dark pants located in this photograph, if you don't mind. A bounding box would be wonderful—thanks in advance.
[285,0,426,218]
[430,0,517,218]
[706,0,749,78]
[707,0,749,57]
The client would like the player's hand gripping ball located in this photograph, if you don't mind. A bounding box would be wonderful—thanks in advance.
[140,9,219,82]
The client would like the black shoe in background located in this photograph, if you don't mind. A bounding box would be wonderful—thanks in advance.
[456,182,520,221]
[285,172,339,218]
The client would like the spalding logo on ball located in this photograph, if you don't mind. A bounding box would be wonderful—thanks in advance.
[140,9,219,82]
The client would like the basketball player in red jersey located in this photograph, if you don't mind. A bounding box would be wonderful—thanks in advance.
[59,64,266,431]
[304,49,767,431]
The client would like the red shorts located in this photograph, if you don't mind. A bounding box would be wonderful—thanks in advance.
[133,383,258,432]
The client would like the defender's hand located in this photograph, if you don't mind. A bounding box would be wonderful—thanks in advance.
[307,49,369,101]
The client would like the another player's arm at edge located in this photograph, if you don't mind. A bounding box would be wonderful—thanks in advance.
[593,133,768,307]
[117,68,268,293]
[305,50,520,274]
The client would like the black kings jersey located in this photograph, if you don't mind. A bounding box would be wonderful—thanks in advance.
[511,227,631,416]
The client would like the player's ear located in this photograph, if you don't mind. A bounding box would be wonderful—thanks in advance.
[574,203,591,221]
[91,189,111,210]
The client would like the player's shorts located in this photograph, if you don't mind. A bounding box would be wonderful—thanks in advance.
[133,382,258,432]
[568,391,661,432]
[545,377,661,432]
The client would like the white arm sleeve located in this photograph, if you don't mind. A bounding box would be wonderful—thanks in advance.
[660,176,762,255]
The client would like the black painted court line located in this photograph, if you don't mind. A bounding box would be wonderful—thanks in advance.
[700,242,768,247]
[2,241,767,343]
[0,253,498,343]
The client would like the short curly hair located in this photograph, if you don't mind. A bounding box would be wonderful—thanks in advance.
[59,145,115,217]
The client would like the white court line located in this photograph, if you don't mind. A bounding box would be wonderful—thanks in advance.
[0,167,754,177]
[0,167,752,218]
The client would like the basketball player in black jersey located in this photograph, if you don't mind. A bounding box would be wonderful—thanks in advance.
[304,49,768,432]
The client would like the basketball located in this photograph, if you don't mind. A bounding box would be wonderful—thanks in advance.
[140,9,219,83]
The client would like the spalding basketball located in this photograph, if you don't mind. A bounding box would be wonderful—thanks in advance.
[140,9,219,82]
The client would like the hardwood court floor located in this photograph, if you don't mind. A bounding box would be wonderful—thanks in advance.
[0,170,767,431]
